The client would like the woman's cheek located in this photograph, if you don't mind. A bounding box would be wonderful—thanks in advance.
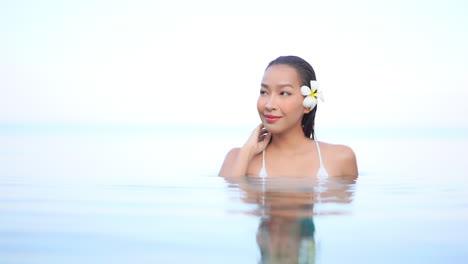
[257,97,265,111]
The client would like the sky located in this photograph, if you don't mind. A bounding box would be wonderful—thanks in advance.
[1,0,467,128]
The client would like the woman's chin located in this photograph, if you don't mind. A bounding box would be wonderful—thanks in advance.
[262,123,282,133]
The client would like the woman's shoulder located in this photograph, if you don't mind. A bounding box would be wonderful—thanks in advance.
[223,147,262,165]
[220,148,241,166]
[319,142,355,159]
[227,147,241,154]
[218,148,240,177]
[219,147,263,177]
[319,141,358,176]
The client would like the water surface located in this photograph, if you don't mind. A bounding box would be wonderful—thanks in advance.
[1,124,467,263]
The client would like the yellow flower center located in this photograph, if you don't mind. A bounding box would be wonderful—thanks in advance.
[309,89,319,99]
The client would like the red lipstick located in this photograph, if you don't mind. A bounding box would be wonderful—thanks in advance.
[265,114,282,123]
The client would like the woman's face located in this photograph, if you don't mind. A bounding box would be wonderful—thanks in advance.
[257,64,308,134]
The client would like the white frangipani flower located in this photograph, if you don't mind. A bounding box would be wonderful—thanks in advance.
[300,80,324,110]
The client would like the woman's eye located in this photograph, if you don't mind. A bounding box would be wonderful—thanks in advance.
[280,91,291,96]
[260,90,267,95]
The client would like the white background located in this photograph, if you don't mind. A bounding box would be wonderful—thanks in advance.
[2,0,467,127]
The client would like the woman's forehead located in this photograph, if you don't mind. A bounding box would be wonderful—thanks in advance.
[262,64,301,86]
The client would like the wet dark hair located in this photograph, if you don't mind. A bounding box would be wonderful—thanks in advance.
[266,56,318,139]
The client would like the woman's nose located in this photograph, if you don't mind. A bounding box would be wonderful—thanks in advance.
[265,95,277,111]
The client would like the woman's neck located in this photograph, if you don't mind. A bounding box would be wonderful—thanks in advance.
[269,124,309,152]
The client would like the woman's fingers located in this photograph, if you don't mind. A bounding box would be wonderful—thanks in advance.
[244,124,271,156]
[260,131,271,146]
[257,126,269,141]
[258,130,267,139]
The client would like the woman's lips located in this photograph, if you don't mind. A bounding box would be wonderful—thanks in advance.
[265,115,282,123]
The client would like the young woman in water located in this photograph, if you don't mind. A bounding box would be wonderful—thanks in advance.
[219,56,358,178]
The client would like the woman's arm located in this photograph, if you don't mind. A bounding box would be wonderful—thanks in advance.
[218,124,271,178]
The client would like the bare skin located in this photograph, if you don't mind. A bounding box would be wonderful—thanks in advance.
[219,64,358,178]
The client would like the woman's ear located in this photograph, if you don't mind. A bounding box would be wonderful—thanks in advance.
[303,107,311,114]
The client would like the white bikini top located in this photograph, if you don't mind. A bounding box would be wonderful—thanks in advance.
[258,137,329,179]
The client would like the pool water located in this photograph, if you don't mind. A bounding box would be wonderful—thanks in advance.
[1,125,467,263]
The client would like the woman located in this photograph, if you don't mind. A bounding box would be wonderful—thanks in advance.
[219,56,358,178]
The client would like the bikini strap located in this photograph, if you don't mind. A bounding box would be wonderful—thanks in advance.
[262,150,266,170]
[314,133,325,168]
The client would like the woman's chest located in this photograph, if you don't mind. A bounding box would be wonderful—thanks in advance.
[248,152,321,177]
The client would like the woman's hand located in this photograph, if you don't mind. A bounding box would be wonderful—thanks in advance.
[243,124,272,159]
[218,124,271,178]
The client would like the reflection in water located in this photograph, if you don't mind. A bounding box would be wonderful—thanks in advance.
[229,176,357,264]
